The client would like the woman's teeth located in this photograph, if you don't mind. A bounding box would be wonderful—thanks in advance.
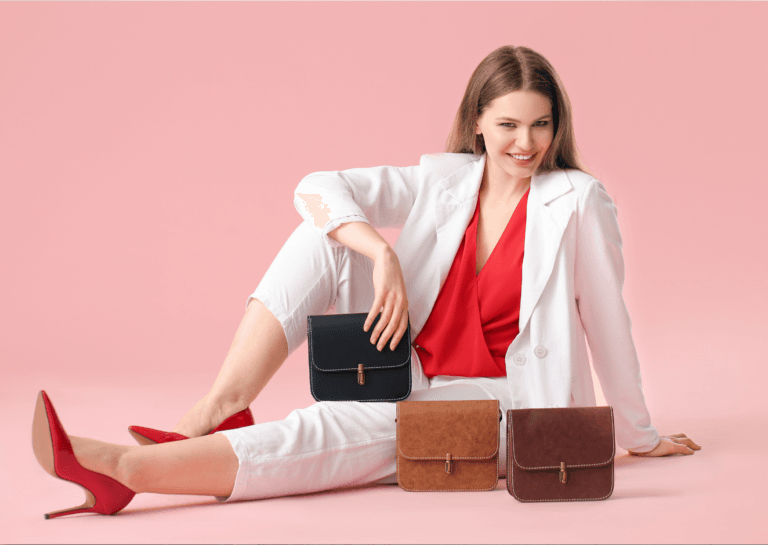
[510,154,533,160]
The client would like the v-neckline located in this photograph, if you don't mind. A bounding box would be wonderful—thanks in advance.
[474,188,528,278]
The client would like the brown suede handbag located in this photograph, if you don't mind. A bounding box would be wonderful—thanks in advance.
[506,406,615,502]
[396,400,500,492]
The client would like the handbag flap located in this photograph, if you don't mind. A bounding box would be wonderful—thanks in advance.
[307,313,411,372]
[509,407,615,470]
[397,400,499,460]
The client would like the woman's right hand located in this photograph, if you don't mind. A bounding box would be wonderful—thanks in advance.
[364,245,410,352]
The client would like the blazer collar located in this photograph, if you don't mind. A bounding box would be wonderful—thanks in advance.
[439,152,573,207]
[428,152,575,338]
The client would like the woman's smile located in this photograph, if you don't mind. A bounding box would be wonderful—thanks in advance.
[507,152,536,166]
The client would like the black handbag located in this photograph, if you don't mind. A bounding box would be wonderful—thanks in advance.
[307,312,412,402]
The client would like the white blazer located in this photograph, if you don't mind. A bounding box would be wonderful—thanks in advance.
[293,152,660,452]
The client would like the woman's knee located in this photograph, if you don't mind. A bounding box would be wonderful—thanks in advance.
[245,297,289,357]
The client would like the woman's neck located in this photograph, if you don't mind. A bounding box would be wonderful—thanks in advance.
[479,162,531,207]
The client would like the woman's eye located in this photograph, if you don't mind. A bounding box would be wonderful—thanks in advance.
[500,121,549,128]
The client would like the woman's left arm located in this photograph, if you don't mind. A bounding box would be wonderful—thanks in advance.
[574,179,701,457]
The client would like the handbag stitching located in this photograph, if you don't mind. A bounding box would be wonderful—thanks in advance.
[307,315,411,371]
[307,316,412,402]
[396,401,500,492]
[309,364,412,403]
[397,444,499,460]
[506,409,615,502]
[396,400,500,460]
[510,407,616,469]
[309,352,412,402]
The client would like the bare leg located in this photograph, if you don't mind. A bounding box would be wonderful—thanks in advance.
[71,434,239,497]
[168,220,375,438]
[172,298,289,438]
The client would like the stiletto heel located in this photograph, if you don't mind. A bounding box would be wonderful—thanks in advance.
[32,391,135,519]
[128,407,254,445]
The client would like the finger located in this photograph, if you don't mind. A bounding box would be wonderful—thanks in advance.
[376,296,404,351]
[667,435,701,450]
[674,443,695,455]
[678,438,702,450]
[658,440,693,456]
[371,292,396,346]
[383,304,408,351]
[389,307,410,351]
[364,297,384,333]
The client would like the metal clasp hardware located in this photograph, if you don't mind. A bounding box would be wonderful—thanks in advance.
[357,364,365,385]
[559,462,568,484]
[445,453,453,474]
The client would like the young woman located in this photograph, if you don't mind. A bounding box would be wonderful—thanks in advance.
[32,45,700,519]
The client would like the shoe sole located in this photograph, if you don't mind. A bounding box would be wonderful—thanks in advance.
[32,391,98,519]
[32,392,56,478]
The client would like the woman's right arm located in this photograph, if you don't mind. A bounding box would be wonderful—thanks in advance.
[294,161,422,353]
[326,222,410,353]
[294,163,421,248]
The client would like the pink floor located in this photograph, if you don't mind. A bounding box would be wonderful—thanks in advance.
[3,2,767,542]
[2,351,766,545]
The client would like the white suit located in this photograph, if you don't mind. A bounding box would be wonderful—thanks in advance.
[218,152,659,502]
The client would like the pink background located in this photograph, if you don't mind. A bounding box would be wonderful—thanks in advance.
[1,1,767,543]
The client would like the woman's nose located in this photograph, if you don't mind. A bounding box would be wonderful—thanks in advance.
[515,129,533,151]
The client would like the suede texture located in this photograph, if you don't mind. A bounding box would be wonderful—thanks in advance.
[506,407,615,502]
[396,400,499,492]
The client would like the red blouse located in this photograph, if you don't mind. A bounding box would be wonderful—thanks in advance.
[413,187,529,378]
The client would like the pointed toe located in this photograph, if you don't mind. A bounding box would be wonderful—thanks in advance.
[128,407,254,445]
[33,391,135,519]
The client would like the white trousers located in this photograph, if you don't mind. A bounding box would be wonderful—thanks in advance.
[218,221,514,502]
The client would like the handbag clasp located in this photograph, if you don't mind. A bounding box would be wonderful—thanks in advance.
[445,453,453,474]
[358,364,365,385]
[559,462,568,484]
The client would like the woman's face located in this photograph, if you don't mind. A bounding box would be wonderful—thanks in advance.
[475,90,555,180]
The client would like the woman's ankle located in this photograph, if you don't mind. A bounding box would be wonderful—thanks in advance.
[172,393,248,437]
[172,396,217,437]
[205,391,250,426]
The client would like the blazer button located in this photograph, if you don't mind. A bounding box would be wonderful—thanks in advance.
[513,354,526,366]
[534,345,547,358]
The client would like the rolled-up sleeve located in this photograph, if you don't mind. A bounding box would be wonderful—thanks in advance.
[293,163,422,249]
[574,179,661,453]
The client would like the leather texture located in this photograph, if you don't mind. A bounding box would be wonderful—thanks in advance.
[35,391,135,518]
[128,407,255,445]
[308,313,411,402]
[507,406,615,502]
[396,400,499,491]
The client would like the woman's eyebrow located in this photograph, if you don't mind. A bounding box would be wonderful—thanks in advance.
[495,114,553,122]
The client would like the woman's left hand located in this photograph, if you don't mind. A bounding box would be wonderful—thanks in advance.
[628,433,701,457]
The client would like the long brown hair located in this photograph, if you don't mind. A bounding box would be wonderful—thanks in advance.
[445,45,591,175]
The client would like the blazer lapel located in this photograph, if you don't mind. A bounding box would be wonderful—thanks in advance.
[428,153,574,337]
[430,155,485,314]
[518,169,574,335]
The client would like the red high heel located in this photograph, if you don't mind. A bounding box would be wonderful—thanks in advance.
[127,407,254,445]
[32,391,135,519]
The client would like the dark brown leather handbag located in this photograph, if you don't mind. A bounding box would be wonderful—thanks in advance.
[396,400,500,492]
[506,406,615,502]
